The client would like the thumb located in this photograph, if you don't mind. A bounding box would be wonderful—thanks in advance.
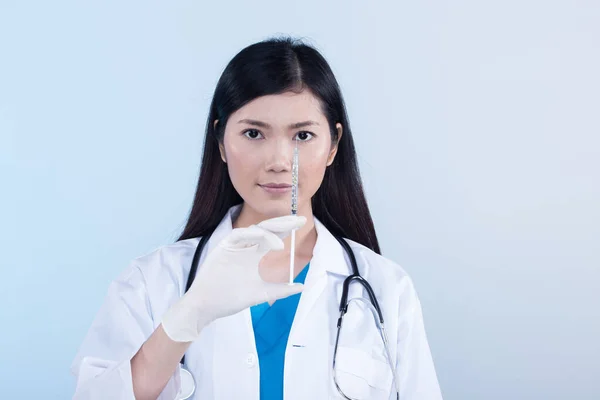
[262,282,304,303]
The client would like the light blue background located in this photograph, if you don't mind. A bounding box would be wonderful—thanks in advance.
[1,1,598,399]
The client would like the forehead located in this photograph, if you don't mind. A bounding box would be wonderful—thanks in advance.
[230,90,327,125]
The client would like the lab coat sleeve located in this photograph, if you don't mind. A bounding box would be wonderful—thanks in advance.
[395,276,443,400]
[70,261,182,400]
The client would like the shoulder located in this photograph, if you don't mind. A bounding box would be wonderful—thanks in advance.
[107,238,200,309]
[107,237,201,319]
[346,240,410,280]
[343,240,426,332]
[344,239,418,299]
[130,237,200,290]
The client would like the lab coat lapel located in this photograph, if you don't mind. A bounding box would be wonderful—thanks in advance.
[291,217,349,326]
[284,217,351,399]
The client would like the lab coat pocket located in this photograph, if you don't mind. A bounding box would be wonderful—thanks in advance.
[331,345,394,400]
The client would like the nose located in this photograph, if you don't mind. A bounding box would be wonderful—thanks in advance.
[264,138,294,173]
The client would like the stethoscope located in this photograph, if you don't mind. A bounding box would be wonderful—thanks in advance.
[176,229,400,400]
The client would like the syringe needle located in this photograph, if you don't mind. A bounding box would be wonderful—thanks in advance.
[289,140,299,285]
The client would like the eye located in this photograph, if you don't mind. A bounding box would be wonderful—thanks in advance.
[295,131,314,142]
[243,129,264,140]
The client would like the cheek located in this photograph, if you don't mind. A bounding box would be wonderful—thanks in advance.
[224,140,260,186]
[299,148,329,196]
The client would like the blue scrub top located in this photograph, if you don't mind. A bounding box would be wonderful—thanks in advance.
[250,263,310,400]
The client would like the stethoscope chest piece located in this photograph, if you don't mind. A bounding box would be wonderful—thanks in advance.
[177,367,196,400]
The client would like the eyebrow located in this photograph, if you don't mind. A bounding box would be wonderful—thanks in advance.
[237,119,319,130]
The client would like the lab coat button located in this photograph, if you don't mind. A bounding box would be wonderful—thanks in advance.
[246,353,257,367]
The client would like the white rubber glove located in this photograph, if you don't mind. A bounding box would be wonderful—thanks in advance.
[161,215,306,342]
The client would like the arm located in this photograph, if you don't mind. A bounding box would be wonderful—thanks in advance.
[72,215,306,399]
[71,263,184,400]
[395,277,443,400]
[130,325,191,400]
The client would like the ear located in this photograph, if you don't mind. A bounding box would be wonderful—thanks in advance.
[326,123,343,166]
[218,143,227,163]
[214,119,227,163]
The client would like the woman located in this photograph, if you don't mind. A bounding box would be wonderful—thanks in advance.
[71,37,442,400]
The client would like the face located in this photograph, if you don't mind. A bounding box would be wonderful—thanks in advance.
[218,90,342,219]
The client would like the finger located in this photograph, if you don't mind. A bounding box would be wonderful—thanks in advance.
[224,226,284,252]
[262,282,304,303]
[256,215,307,239]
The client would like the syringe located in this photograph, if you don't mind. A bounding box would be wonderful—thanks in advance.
[289,139,299,285]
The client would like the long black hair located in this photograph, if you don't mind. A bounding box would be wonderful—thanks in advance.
[177,37,380,254]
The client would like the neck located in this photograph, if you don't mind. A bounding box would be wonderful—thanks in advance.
[233,203,317,258]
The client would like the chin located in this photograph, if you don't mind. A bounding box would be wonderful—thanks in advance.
[248,200,292,219]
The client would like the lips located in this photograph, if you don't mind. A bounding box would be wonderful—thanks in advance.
[259,183,293,194]
[260,183,292,188]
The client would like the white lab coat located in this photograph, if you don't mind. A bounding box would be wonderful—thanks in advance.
[71,205,442,399]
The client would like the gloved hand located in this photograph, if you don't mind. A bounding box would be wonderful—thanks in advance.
[161,215,306,342]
